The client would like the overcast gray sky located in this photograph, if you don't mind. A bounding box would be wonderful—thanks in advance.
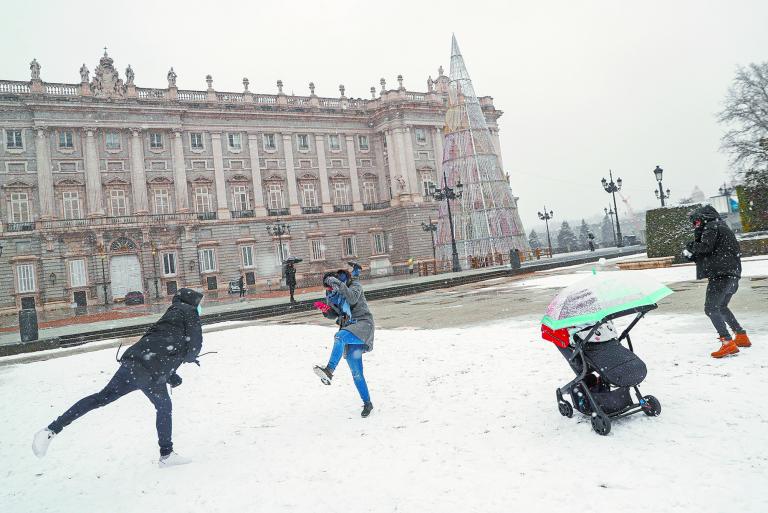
[2,0,766,232]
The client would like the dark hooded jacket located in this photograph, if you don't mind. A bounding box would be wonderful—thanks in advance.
[284,264,297,286]
[120,288,204,381]
[685,205,741,280]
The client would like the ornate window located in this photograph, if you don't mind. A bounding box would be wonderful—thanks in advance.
[227,133,242,151]
[105,131,121,150]
[332,181,349,206]
[342,236,357,258]
[263,133,277,151]
[190,132,204,150]
[241,246,255,268]
[149,132,163,149]
[300,182,318,207]
[358,135,369,150]
[372,232,387,255]
[267,183,285,210]
[296,134,309,151]
[110,237,137,251]
[415,128,427,144]
[58,130,74,149]
[309,239,325,261]
[420,170,435,196]
[328,134,340,151]
[162,252,177,276]
[363,181,378,205]
[108,189,128,216]
[9,192,31,222]
[198,248,217,273]
[69,259,87,287]
[194,186,212,213]
[153,188,171,214]
[232,185,250,211]
[275,242,290,265]
[6,129,23,149]
[16,263,36,293]
[62,191,82,219]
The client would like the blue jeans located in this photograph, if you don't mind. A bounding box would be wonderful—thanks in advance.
[48,363,174,456]
[327,330,371,403]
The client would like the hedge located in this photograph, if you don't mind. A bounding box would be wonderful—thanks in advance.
[736,171,768,233]
[646,204,701,263]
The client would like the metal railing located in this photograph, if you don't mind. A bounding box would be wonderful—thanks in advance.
[5,222,35,232]
[333,204,353,212]
[197,211,217,221]
[38,212,197,230]
[231,209,254,218]
[363,201,390,211]
[267,208,290,216]
[301,206,322,215]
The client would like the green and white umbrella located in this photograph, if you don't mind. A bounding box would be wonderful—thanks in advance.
[541,271,673,329]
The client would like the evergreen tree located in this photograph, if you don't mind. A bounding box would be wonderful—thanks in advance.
[556,221,578,252]
[601,214,615,246]
[528,229,542,249]
[578,219,590,250]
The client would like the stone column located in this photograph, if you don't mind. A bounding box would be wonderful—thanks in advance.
[345,135,363,210]
[129,128,149,214]
[315,134,333,213]
[384,130,401,202]
[83,128,105,216]
[393,128,412,201]
[373,132,391,205]
[282,133,301,215]
[172,129,190,212]
[246,133,268,217]
[403,127,422,203]
[210,133,231,220]
[433,126,445,179]
[34,128,55,219]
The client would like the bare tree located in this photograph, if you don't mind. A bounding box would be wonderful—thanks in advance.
[718,62,768,173]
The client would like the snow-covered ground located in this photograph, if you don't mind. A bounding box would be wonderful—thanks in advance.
[2,262,768,513]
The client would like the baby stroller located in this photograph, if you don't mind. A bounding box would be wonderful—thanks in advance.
[542,304,662,435]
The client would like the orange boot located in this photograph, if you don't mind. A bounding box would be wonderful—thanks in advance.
[733,332,752,348]
[711,337,739,358]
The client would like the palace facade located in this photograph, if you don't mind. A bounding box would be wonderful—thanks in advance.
[0,51,507,312]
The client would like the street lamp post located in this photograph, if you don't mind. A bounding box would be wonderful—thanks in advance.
[604,206,617,247]
[266,219,291,264]
[429,169,463,273]
[150,242,160,300]
[98,245,108,306]
[537,206,554,257]
[653,165,670,207]
[601,170,624,247]
[421,218,438,262]
[718,183,734,196]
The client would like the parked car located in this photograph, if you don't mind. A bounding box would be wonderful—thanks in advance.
[124,291,145,305]
[227,281,244,295]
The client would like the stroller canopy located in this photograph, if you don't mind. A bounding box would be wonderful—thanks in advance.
[541,270,673,330]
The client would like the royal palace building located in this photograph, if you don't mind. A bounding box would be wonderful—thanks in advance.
[0,51,508,313]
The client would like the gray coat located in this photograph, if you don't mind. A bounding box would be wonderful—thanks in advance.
[328,279,374,352]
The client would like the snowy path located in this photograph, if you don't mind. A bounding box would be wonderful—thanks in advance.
[2,310,768,512]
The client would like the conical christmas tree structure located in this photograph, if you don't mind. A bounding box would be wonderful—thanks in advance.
[435,35,529,269]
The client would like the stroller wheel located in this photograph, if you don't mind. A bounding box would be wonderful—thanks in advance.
[591,413,611,436]
[558,400,573,418]
[641,395,662,417]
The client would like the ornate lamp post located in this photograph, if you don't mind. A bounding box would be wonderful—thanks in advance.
[266,219,291,264]
[421,218,438,262]
[601,170,624,247]
[604,206,617,247]
[150,242,160,299]
[718,182,734,196]
[653,165,670,207]
[429,169,463,273]
[537,206,554,257]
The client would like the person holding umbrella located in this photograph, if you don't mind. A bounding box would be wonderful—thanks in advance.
[284,258,298,303]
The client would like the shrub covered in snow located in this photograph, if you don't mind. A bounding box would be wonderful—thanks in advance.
[646,204,701,262]
[736,169,768,233]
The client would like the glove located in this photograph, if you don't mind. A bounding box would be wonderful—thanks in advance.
[168,373,182,388]
[682,249,693,259]
[324,276,341,290]
[314,301,331,314]
[351,266,361,278]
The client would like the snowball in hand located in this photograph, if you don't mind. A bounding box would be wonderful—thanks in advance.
[598,258,606,266]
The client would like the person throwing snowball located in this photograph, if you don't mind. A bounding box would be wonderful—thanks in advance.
[313,262,375,417]
[32,288,205,466]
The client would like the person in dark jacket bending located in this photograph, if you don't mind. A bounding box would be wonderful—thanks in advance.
[284,261,297,303]
[683,205,751,358]
[32,288,204,466]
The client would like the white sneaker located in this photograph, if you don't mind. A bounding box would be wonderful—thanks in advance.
[158,451,191,468]
[32,428,55,458]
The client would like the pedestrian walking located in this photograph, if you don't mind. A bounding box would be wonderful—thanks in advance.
[238,275,245,298]
[587,232,595,252]
[284,261,297,303]
[32,288,205,466]
[407,257,415,275]
[313,263,374,417]
[683,205,751,358]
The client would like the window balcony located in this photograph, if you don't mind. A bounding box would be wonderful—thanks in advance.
[39,213,198,230]
[197,211,217,221]
[5,222,35,232]
[301,206,322,215]
[267,208,290,217]
[363,201,391,211]
[231,209,254,219]
[333,204,353,212]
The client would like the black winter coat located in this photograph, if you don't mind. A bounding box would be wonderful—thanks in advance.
[284,265,297,286]
[685,205,741,280]
[120,288,204,381]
